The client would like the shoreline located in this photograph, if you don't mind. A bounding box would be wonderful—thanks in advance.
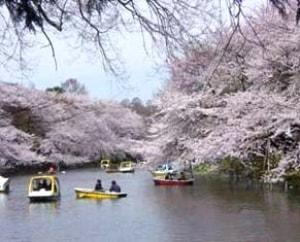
[0,161,100,177]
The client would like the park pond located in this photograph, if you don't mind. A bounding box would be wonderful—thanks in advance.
[1,168,300,242]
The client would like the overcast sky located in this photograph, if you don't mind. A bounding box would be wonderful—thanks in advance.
[23,30,166,102]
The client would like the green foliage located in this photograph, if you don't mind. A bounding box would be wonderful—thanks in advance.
[46,86,65,94]
[247,152,281,180]
[283,171,300,188]
[193,163,215,174]
[218,156,245,175]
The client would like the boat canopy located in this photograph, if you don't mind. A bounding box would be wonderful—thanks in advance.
[120,161,134,168]
[29,176,59,193]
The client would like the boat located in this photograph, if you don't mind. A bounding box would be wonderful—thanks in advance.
[74,188,127,199]
[105,164,121,173]
[119,161,135,173]
[105,161,135,173]
[100,159,110,169]
[153,178,194,186]
[28,175,61,202]
[151,163,176,177]
[0,176,10,193]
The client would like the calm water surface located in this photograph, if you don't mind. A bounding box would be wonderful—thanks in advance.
[1,168,300,242]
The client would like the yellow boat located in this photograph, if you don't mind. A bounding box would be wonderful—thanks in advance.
[100,159,110,169]
[74,188,127,199]
[28,175,61,202]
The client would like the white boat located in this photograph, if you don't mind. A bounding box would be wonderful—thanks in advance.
[0,176,10,193]
[119,161,135,173]
[151,163,176,177]
[28,175,61,202]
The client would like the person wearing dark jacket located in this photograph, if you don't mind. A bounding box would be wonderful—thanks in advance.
[109,180,121,192]
[94,179,104,191]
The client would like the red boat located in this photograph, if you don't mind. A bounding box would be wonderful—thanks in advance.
[153,178,194,186]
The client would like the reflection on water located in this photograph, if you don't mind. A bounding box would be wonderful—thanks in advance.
[0,169,300,242]
[28,201,61,214]
[0,193,8,208]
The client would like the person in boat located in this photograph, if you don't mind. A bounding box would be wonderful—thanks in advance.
[38,179,51,191]
[165,173,173,180]
[178,171,186,180]
[94,179,104,191]
[109,180,121,193]
[47,166,56,174]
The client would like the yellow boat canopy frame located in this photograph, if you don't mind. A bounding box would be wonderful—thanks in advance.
[28,175,60,202]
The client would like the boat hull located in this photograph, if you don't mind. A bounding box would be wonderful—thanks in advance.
[119,168,135,173]
[105,168,134,173]
[75,188,127,199]
[0,177,10,193]
[28,195,60,203]
[105,169,121,173]
[153,178,194,186]
[0,183,9,193]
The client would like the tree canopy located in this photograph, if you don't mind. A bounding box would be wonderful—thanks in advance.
[0,0,199,73]
[0,0,298,75]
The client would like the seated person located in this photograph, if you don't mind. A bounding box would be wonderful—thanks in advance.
[38,179,51,191]
[165,173,173,180]
[178,172,186,180]
[109,180,121,193]
[94,179,104,191]
[47,166,56,174]
[45,180,52,190]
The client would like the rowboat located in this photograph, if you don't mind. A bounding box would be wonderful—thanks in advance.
[74,188,127,199]
[28,175,61,202]
[153,178,194,186]
[0,176,10,193]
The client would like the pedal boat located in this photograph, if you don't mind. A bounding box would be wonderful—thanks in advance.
[28,175,61,202]
[0,176,10,193]
[74,188,127,199]
[119,161,135,173]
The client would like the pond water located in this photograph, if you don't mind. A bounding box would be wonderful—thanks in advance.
[1,168,300,242]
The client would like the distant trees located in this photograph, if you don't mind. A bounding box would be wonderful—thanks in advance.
[120,97,157,117]
[46,78,87,95]
[61,78,87,95]
[45,86,64,94]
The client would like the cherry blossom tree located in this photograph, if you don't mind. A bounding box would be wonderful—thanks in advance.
[0,82,145,172]
[145,5,300,181]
